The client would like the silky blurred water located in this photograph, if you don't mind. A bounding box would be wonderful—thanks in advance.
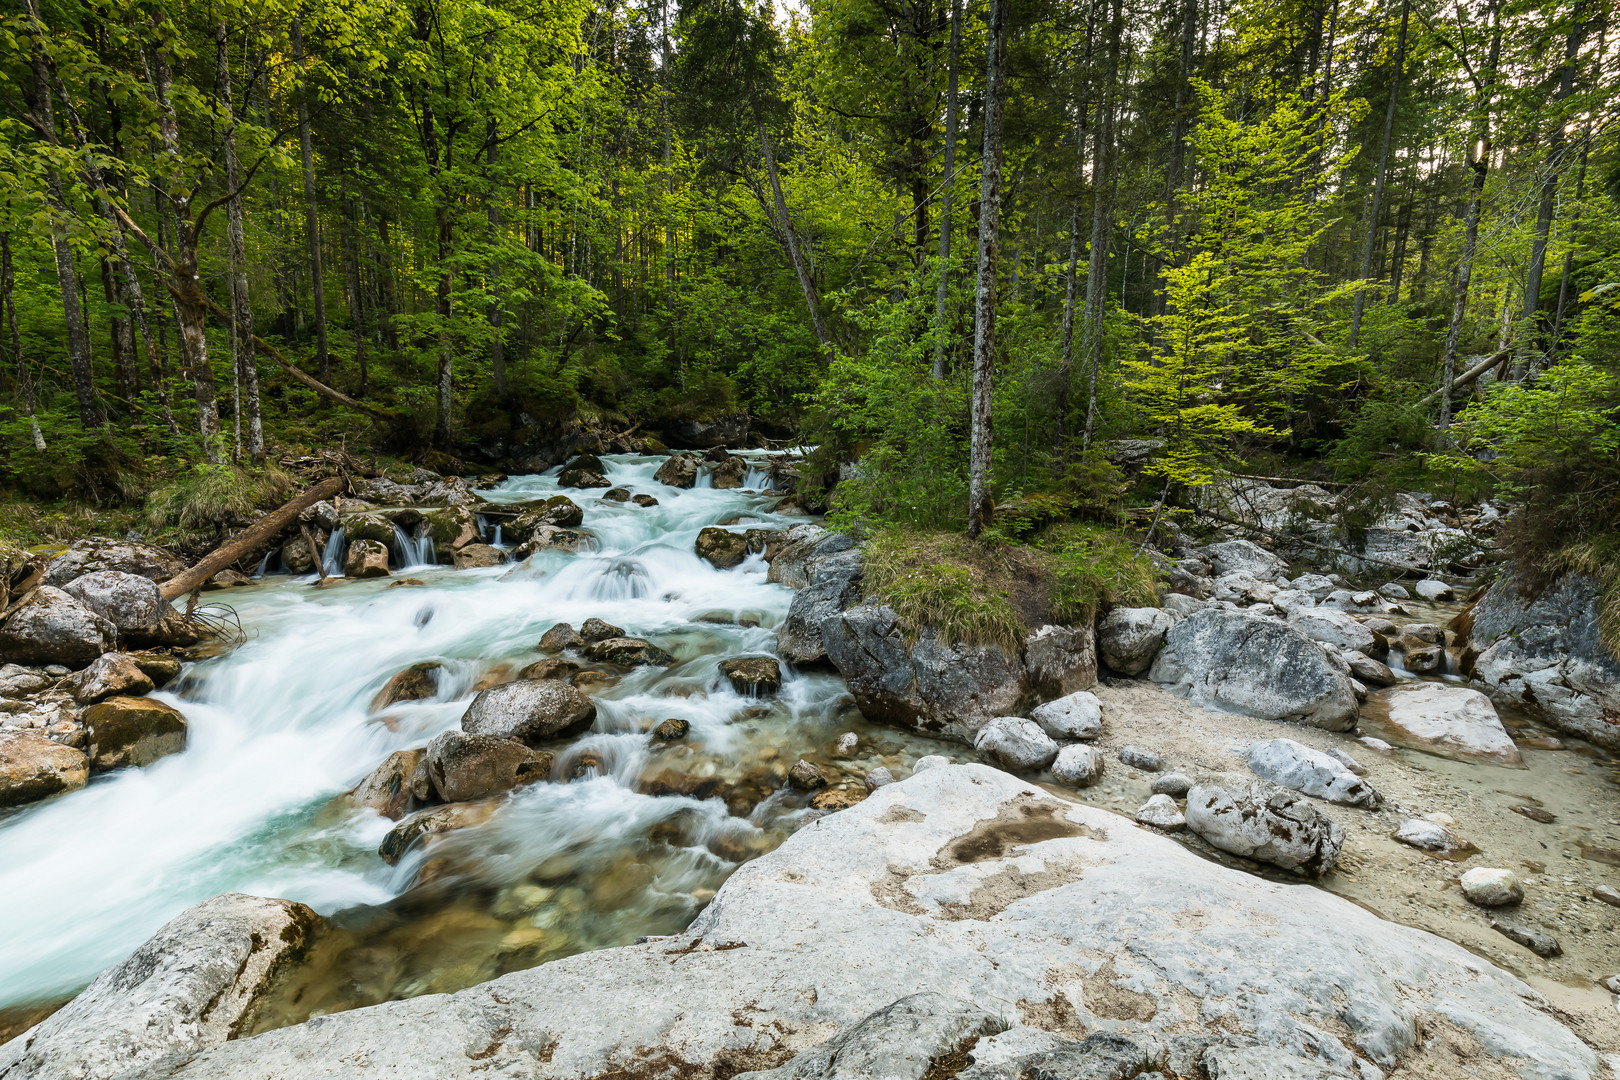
[0,453,953,1024]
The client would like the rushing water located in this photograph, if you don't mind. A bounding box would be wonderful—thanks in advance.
[0,453,955,1025]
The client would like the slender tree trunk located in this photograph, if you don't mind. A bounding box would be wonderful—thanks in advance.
[1548,132,1590,354]
[373,210,399,352]
[1388,185,1413,302]
[2,232,46,449]
[216,21,263,461]
[1437,5,1502,442]
[1080,0,1123,449]
[967,0,1009,540]
[1347,0,1410,348]
[1517,2,1584,377]
[102,258,137,403]
[342,181,370,399]
[932,0,963,379]
[756,115,835,355]
[291,17,331,385]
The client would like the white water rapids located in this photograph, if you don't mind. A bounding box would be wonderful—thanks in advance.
[0,453,946,1020]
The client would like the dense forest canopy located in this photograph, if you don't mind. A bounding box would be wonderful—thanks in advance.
[1,0,1617,558]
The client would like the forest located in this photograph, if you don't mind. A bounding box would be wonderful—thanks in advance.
[1,0,1616,566]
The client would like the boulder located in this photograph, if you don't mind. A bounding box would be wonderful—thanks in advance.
[461,680,596,743]
[696,527,750,569]
[581,617,623,641]
[1214,571,1278,605]
[631,493,659,507]
[539,623,586,651]
[972,717,1058,772]
[0,729,88,807]
[1028,690,1102,741]
[557,466,611,489]
[1402,644,1446,674]
[43,538,185,588]
[765,525,859,590]
[1286,607,1383,658]
[1020,623,1096,697]
[1135,794,1185,831]
[733,993,999,1080]
[371,662,441,711]
[651,718,689,741]
[518,658,579,682]
[1051,743,1104,786]
[61,570,170,637]
[344,538,391,578]
[1414,579,1455,602]
[1149,609,1359,731]
[711,456,748,489]
[1160,592,1208,618]
[663,414,750,448]
[789,758,827,790]
[1460,867,1523,907]
[424,730,553,802]
[507,496,584,540]
[1465,566,1620,748]
[514,526,589,558]
[378,801,501,864]
[721,656,782,696]
[1243,738,1381,808]
[134,765,1601,1080]
[451,544,506,569]
[1185,780,1344,877]
[81,696,188,771]
[1374,684,1521,765]
[1343,651,1396,687]
[0,586,116,667]
[654,454,700,488]
[1097,607,1173,675]
[348,748,425,820]
[601,487,631,502]
[300,499,340,531]
[1392,819,1471,857]
[775,533,863,665]
[1151,772,1193,797]
[0,893,320,1080]
[280,533,317,574]
[62,652,155,704]
[823,604,1028,744]
[582,637,676,667]
[127,651,181,687]
[1202,539,1284,578]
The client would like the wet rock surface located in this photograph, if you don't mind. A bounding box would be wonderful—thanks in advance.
[0,585,116,667]
[0,729,88,807]
[81,696,188,771]
[459,679,596,743]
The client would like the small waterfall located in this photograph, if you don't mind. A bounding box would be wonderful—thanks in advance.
[589,558,650,600]
[391,524,437,569]
[252,551,273,578]
[491,524,506,549]
[475,513,491,542]
[743,464,771,489]
[320,528,348,577]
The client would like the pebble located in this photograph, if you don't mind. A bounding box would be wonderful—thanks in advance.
[788,759,827,791]
[1511,805,1556,824]
[1356,736,1395,756]
[1602,975,1620,994]
[1594,885,1620,908]
[836,732,858,755]
[1490,920,1561,957]
[1150,772,1192,798]
[1118,745,1162,772]
[1051,745,1104,787]
[1326,747,1366,776]
[913,754,949,773]
[1135,794,1185,832]
[865,767,894,790]
[1460,867,1524,907]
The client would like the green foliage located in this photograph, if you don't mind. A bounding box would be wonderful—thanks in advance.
[145,463,295,532]
[1035,522,1161,622]
[860,528,1027,649]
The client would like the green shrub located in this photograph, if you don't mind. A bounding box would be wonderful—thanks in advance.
[1036,522,1160,622]
[146,463,295,531]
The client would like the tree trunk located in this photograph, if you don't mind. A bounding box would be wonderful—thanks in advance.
[1517,2,1584,377]
[102,257,136,404]
[291,17,332,385]
[1,232,46,450]
[1388,185,1414,302]
[1437,5,1502,442]
[931,0,963,380]
[756,115,835,355]
[1347,0,1410,348]
[161,476,346,600]
[1080,0,1123,449]
[217,21,263,460]
[1548,133,1590,353]
[486,84,506,396]
[967,0,1009,540]
[341,181,370,399]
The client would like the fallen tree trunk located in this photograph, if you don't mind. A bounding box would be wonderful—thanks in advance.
[1415,349,1509,407]
[161,476,346,600]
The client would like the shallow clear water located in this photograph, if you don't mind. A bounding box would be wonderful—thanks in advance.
[0,453,955,1023]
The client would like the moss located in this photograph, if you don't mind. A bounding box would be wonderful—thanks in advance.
[861,529,1031,650]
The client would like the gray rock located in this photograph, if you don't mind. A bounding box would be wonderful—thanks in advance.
[836,732,859,755]
[1150,609,1359,731]
[61,570,170,636]
[1379,582,1410,600]
[1021,623,1097,698]
[348,748,425,821]
[775,543,863,665]
[1460,867,1523,907]
[1287,607,1383,657]
[0,585,116,667]
[1185,780,1345,876]
[113,765,1600,1080]
[789,758,827,790]
[1159,592,1207,618]
[61,652,155,704]
[1414,578,1454,601]
[580,617,624,642]
[1491,921,1560,957]
[1401,644,1446,674]
[1375,684,1521,765]
[1028,690,1102,741]
[1096,607,1173,675]
[1289,574,1339,599]
[43,538,185,588]
[0,893,319,1080]
[865,767,895,790]
[973,717,1058,772]
[823,604,1027,744]
[1151,771,1192,797]
[1342,650,1396,687]
[1596,885,1620,908]
[764,524,858,590]
[460,680,596,744]
[1136,794,1185,831]
[1269,589,1317,616]
[1392,818,1469,856]
[733,993,999,1080]
[1214,571,1278,605]
[0,729,88,808]
[654,453,699,488]
[1203,540,1285,578]
[1118,744,1162,771]
[1466,565,1620,748]
[1201,1044,1360,1080]
[911,754,949,773]
[1051,744,1104,786]
[1324,747,1365,776]
[424,730,552,802]
[1319,589,1401,615]
[1244,739,1381,808]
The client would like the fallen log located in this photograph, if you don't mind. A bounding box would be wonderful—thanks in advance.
[1416,349,1510,407]
[160,476,346,600]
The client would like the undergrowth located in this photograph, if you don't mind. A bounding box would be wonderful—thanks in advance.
[145,463,295,531]
[1035,522,1161,621]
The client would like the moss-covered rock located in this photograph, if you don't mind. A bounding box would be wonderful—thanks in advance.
[81,696,188,771]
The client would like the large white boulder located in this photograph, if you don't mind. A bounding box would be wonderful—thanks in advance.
[97,766,1599,1080]
[1202,540,1285,578]
[0,894,320,1080]
[1149,609,1359,731]
[1244,738,1382,808]
[1185,780,1345,877]
[1374,683,1522,766]
[1028,690,1102,740]
[0,585,115,667]
[1096,607,1173,675]
[1286,606,1383,657]
[972,717,1058,771]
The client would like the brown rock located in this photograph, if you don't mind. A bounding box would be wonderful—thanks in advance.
[451,543,506,569]
[62,652,155,704]
[514,526,589,557]
[349,748,426,820]
[580,617,624,642]
[572,671,619,690]
[583,637,676,667]
[631,494,659,507]
[519,658,580,681]
[539,623,586,651]
[653,454,698,488]
[202,569,253,590]
[379,800,499,865]
[344,539,391,578]
[558,467,611,489]
[809,788,866,812]
[371,662,441,712]
[0,729,89,807]
[425,730,553,802]
[711,456,748,489]
[81,696,187,771]
[720,656,782,696]
[789,758,827,790]
[600,488,631,503]
[651,718,690,741]
[127,651,182,688]
[695,527,749,570]
[507,496,585,539]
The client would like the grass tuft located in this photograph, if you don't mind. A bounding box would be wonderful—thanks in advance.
[862,529,1029,651]
[145,463,295,531]
[1036,522,1161,622]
